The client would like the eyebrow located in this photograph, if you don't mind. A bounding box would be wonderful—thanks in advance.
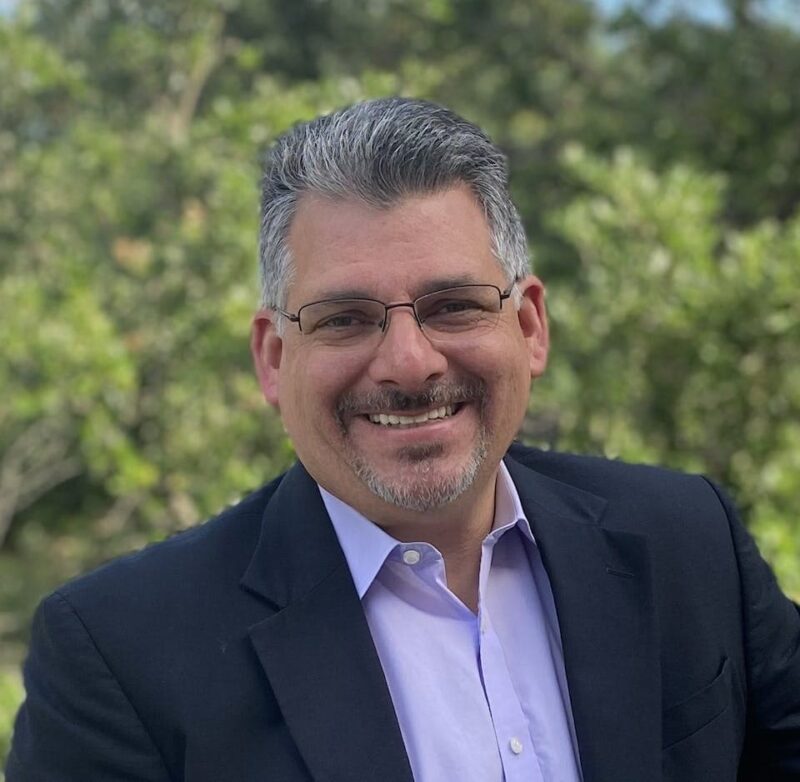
[416,276,483,297]
[312,276,485,303]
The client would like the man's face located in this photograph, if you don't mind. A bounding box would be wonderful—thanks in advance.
[252,186,548,524]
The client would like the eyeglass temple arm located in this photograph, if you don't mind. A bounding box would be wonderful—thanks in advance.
[500,280,519,302]
[275,307,300,323]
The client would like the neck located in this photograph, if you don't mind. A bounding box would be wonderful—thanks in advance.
[373,474,498,613]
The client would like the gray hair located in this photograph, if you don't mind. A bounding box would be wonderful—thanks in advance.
[258,97,529,317]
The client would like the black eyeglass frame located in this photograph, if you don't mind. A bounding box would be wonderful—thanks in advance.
[275,282,518,335]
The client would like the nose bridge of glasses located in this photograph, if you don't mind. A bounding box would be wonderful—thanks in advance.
[381,300,424,333]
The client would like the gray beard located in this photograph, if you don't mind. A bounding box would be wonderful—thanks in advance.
[335,378,490,512]
[346,430,489,512]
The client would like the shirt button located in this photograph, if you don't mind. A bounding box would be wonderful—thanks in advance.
[509,737,524,755]
[402,549,421,565]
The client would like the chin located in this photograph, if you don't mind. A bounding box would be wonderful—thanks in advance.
[348,443,488,513]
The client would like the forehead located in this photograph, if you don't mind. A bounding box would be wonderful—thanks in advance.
[286,186,503,303]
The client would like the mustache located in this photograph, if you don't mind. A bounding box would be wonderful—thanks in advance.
[336,379,487,420]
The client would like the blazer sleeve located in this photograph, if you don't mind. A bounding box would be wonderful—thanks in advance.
[5,591,171,782]
[705,480,800,779]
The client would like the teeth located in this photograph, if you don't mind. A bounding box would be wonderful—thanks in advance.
[368,405,455,426]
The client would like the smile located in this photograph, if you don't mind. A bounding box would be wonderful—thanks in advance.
[367,404,458,427]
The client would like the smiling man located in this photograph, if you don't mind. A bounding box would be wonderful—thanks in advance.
[7,99,800,782]
[251,184,546,613]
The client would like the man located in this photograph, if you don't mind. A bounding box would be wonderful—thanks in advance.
[7,98,800,781]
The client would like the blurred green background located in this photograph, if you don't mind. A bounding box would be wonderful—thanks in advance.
[2,0,799,769]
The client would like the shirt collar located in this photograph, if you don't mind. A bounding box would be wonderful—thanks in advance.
[319,461,535,600]
[320,486,398,599]
[491,460,536,546]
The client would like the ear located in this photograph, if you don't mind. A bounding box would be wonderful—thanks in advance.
[250,310,283,408]
[516,275,549,378]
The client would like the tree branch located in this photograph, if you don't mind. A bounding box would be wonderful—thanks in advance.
[0,419,82,548]
[168,13,227,144]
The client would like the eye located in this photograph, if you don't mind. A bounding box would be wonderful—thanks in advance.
[436,299,482,314]
[315,310,377,330]
[420,292,497,333]
[426,298,485,319]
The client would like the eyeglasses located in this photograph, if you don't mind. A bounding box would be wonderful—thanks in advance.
[277,283,517,347]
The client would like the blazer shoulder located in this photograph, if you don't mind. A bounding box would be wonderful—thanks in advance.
[507,442,707,498]
[55,472,286,610]
[505,442,737,551]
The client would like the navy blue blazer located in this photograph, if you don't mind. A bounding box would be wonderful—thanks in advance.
[7,445,800,780]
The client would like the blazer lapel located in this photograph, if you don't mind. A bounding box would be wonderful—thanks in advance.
[240,463,413,782]
[506,456,662,782]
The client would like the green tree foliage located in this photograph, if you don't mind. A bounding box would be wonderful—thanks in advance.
[0,670,23,766]
[2,0,799,767]
[605,3,800,225]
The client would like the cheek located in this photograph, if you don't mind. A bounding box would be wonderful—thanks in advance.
[281,350,365,422]
[483,345,532,411]
[474,336,530,383]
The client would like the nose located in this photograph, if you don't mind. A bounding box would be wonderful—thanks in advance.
[366,307,448,389]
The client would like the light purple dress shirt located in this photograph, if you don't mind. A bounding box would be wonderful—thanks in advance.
[320,462,583,782]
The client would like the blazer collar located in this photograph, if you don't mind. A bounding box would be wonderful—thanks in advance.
[240,460,345,608]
